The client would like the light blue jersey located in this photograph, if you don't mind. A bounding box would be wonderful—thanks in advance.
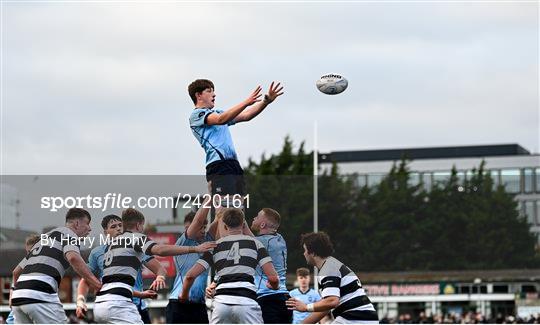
[290,288,321,324]
[189,108,238,166]
[254,233,289,297]
[169,232,213,303]
[87,244,152,309]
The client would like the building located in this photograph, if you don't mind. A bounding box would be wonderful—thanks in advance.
[319,143,540,320]
[320,143,540,242]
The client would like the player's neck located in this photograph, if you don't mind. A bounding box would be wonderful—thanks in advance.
[258,227,277,235]
[314,256,327,270]
[299,286,309,293]
[227,229,243,236]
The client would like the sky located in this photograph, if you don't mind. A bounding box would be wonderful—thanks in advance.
[1,1,539,177]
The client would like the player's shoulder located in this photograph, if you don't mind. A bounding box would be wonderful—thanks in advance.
[90,244,107,256]
[290,288,301,296]
[320,256,342,276]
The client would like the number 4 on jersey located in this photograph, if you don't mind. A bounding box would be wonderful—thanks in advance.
[226,242,241,264]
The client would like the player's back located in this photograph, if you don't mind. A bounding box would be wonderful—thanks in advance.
[198,234,271,306]
[95,231,156,303]
[11,227,79,306]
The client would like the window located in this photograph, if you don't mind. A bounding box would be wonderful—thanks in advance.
[524,168,534,193]
[501,169,521,193]
[433,171,451,188]
[367,174,384,187]
[536,168,540,193]
[488,169,500,190]
[357,175,367,188]
[408,173,421,187]
[524,201,535,225]
[422,172,432,191]
[537,201,540,226]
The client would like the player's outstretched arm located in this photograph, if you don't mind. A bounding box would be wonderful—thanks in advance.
[133,289,158,299]
[186,191,212,240]
[75,278,90,319]
[233,82,284,123]
[179,263,206,301]
[146,258,167,290]
[206,86,262,125]
[66,251,102,292]
[149,242,216,256]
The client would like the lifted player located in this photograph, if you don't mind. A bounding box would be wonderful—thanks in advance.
[188,79,283,196]
[286,232,378,324]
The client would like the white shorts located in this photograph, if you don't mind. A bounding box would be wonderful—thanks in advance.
[210,301,263,324]
[12,302,67,324]
[93,300,143,324]
[333,316,379,324]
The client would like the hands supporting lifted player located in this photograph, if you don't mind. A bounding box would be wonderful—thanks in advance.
[243,82,284,108]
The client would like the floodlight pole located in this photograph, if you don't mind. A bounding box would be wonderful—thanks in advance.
[313,121,319,290]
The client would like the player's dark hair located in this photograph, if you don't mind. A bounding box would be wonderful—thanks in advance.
[301,232,334,258]
[184,211,196,224]
[222,208,244,228]
[188,79,214,105]
[101,214,122,230]
[25,234,40,248]
[296,267,310,277]
[65,208,91,223]
[262,208,281,227]
[122,208,145,229]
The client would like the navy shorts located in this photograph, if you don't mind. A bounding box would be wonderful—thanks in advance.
[206,159,245,196]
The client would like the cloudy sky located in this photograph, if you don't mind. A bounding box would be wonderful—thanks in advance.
[2,1,538,176]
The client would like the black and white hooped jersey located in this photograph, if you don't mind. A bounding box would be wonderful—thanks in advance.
[95,231,157,303]
[318,256,378,322]
[11,227,80,306]
[197,234,272,305]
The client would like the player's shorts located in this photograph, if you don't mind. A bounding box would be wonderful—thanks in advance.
[257,293,293,324]
[12,302,67,324]
[206,159,245,196]
[166,300,209,324]
[94,300,143,324]
[210,301,263,324]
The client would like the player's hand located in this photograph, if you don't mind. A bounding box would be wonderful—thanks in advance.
[244,86,262,106]
[205,282,217,299]
[140,289,158,299]
[263,81,284,104]
[286,297,307,311]
[265,281,276,289]
[76,295,87,319]
[150,275,166,291]
[195,241,217,253]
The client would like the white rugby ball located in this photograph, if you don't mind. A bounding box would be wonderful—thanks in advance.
[316,73,348,95]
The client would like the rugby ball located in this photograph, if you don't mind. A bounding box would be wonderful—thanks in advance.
[316,73,348,95]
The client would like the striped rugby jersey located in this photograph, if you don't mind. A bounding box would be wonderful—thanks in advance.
[11,227,80,306]
[318,256,378,322]
[95,231,157,303]
[196,234,272,305]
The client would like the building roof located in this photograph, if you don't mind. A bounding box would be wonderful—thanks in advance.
[319,144,531,164]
